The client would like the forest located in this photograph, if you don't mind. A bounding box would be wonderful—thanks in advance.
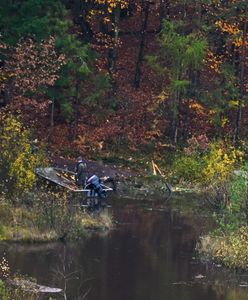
[0,0,247,297]
[0,0,247,152]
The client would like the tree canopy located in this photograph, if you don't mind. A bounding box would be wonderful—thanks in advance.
[0,0,247,152]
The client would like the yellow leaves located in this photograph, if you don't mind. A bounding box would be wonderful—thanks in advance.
[158,90,169,102]
[0,113,46,194]
[147,90,169,113]
[107,7,113,13]
[234,36,248,48]
[215,20,248,49]
[189,101,206,115]
[205,50,223,74]
[229,100,240,108]
[203,142,244,184]
[87,0,128,16]
[200,226,248,269]
[215,21,240,35]
[221,117,228,128]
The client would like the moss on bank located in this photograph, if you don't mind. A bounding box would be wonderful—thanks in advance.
[197,226,248,270]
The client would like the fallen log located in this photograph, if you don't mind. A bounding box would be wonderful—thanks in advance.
[7,278,62,294]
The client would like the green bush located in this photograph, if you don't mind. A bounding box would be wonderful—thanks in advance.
[230,163,248,225]
[0,280,10,300]
[172,154,206,183]
[171,140,245,186]
[213,162,248,233]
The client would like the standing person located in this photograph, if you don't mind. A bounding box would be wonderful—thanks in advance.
[75,156,88,187]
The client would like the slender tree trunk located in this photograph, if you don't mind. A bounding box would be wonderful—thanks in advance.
[246,187,248,224]
[108,6,121,100]
[108,6,121,75]
[3,90,10,106]
[171,89,180,144]
[134,0,150,88]
[196,0,202,24]
[159,0,170,31]
[171,66,183,144]
[234,21,247,143]
[50,98,55,129]
[72,79,80,140]
[72,0,93,41]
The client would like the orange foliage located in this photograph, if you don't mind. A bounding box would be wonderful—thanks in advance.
[215,20,248,48]
[204,50,223,74]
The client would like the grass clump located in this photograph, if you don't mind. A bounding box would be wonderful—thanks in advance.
[198,226,248,270]
[0,189,113,242]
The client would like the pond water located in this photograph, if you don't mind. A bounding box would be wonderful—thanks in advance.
[0,193,247,300]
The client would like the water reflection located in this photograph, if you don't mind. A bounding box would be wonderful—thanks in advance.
[0,197,247,300]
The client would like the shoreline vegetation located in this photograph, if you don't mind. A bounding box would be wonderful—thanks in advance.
[0,166,247,270]
[0,112,247,292]
[0,192,114,243]
[197,226,248,270]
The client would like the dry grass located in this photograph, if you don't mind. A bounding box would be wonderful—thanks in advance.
[0,197,113,242]
[197,227,248,270]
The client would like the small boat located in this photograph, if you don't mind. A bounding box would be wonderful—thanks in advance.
[36,167,114,209]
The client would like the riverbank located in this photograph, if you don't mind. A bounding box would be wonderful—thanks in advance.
[197,226,248,270]
[0,155,162,243]
[0,194,113,243]
[1,154,247,271]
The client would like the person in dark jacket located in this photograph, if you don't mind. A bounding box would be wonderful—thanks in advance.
[75,156,88,187]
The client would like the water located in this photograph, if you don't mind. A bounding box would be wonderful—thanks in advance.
[1,194,247,300]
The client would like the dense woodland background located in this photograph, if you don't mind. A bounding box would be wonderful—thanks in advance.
[0,1,248,276]
[0,0,247,156]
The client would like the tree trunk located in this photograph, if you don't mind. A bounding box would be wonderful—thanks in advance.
[50,98,55,129]
[234,20,247,143]
[72,79,80,140]
[71,0,93,41]
[134,0,150,88]
[171,89,180,144]
[159,0,170,31]
[108,6,121,75]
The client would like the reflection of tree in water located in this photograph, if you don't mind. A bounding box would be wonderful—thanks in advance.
[217,286,248,300]
[204,271,248,300]
[52,244,92,300]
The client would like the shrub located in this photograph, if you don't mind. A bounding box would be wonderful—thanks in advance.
[229,163,248,225]
[198,226,248,270]
[215,226,248,269]
[172,154,206,183]
[0,113,47,197]
[202,141,243,185]
[171,139,244,186]
[0,280,10,300]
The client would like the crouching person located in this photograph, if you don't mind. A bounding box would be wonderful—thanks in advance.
[86,175,106,208]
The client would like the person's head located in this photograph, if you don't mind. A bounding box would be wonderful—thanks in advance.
[77,156,83,162]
